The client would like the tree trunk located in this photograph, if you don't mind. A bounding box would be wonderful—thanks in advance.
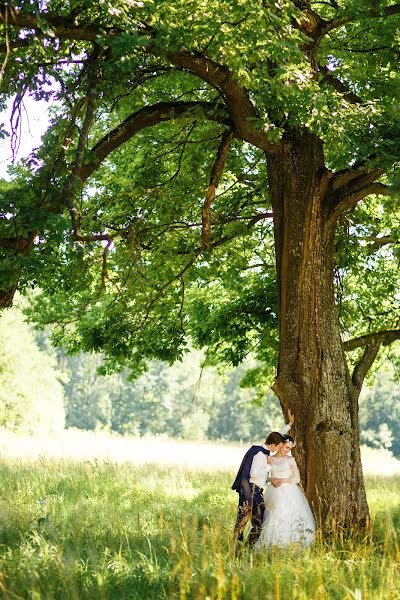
[268,128,369,530]
[0,234,36,309]
[0,284,18,308]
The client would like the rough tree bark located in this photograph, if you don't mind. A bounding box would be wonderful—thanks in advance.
[269,128,369,529]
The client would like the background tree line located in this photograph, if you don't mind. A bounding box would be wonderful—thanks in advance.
[1,305,398,453]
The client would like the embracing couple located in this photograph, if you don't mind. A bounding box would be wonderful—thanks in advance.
[232,411,315,549]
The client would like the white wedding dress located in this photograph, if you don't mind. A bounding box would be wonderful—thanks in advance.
[255,456,315,549]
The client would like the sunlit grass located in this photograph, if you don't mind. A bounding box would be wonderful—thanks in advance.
[0,442,400,598]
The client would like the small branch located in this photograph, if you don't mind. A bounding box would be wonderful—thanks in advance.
[73,233,114,243]
[318,65,364,104]
[214,152,264,200]
[222,211,274,224]
[0,3,11,84]
[132,211,273,237]
[178,276,185,333]
[247,212,274,227]
[0,37,33,53]
[99,240,112,295]
[343,329,400,351]
[311,1,339,8]
[62,46,103,233]
[356,235,399,247]
[330,45,394,54]
[150,122,196,188]
[131,257,197,334]
[37,97,88,204]
[201,130,233,249]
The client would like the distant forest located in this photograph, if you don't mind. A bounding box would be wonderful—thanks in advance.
[1,305,399,454]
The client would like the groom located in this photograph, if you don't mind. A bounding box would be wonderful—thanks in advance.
[232,410,294,546]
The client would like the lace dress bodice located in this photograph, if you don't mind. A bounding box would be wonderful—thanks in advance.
[270,457,300,484]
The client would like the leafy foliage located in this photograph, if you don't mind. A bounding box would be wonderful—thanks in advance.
[0,0,399,380]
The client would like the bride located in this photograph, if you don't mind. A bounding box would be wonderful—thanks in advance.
[255,435,315,549]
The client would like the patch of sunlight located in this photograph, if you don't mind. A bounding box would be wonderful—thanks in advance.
[361,446,400,476]
[1,428,400,476]
[143,471,198,499]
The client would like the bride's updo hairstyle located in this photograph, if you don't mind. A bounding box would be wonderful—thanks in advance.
[265,432,285,445]
[282,434,296,448]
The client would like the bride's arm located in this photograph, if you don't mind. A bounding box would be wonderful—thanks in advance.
[279,409,295,435]
[289,457,301,484]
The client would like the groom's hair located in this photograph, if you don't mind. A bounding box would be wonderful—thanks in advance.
[265,432,285,445]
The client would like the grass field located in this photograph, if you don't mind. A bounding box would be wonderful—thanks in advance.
[0,432,399,599]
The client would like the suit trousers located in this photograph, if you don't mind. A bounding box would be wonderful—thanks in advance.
[233,484,265,545]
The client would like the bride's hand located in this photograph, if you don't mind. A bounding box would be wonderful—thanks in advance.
[271,478,281,487]
[267,456,273,465]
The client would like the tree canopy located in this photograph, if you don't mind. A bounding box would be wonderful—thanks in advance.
[1,0,399,379]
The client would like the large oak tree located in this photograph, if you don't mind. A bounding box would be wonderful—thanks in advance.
[1,0,400,529]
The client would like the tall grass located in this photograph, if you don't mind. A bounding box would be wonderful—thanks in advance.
[0,457,399,599]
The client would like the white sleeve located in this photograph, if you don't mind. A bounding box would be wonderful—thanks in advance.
[278,423,290,435]
[289,458,301,484]
[249,451,271,483]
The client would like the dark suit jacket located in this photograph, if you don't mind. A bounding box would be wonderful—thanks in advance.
[231,445,269,500]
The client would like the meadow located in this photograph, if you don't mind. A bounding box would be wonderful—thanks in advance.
[0,433,399,599]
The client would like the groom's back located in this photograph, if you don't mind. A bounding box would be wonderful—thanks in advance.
[231,445,268,493]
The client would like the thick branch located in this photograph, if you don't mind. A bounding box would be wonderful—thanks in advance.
[79,101,233,181]
[159,49,279,155]
[0,6,102,41]
[0,282,18,308]
[343,329,400,352]
[322,4,400,36]
[351,344,381,389]
[347,328,400,389]
[339,181,396,207]
[328,168,385,220]
[332,167,384,192]
[0,230,37,308]
[201,130,233,249]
